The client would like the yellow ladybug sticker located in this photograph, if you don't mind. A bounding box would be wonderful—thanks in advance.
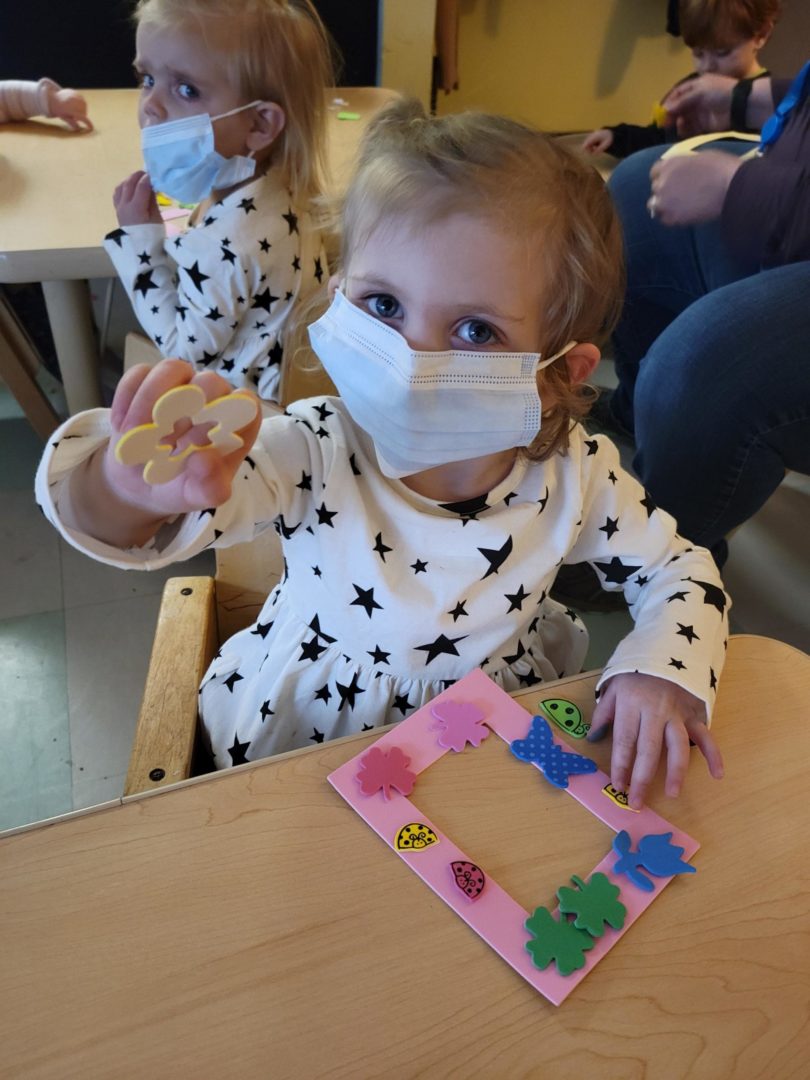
[602,784,640,812]
[396,822,439,850]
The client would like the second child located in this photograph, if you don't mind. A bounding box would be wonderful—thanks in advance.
[105,0,333,403]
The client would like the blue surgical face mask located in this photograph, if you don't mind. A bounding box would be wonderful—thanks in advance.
[141,100,262,204]
[308,290,576,479]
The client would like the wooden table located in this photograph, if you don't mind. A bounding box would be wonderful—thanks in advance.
[1,633,808,1079]
[0,86,396,414]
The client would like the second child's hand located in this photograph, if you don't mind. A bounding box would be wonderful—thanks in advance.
[113,170,163,226]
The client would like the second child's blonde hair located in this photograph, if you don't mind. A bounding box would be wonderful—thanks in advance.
[134,0,335,199]
[338,100,624,461]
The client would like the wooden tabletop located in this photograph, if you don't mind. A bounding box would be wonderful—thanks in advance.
[0,86,398,284]
[1,633,808,1078]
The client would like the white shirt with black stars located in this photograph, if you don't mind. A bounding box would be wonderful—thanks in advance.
[103,166,327,402]
[36,399,729,768]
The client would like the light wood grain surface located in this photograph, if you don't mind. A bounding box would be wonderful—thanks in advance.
[1,634,808,1079]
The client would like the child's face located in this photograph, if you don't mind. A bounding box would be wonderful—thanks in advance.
[135,22,254,160]
[690,35,766,79]
[341,211,546,357]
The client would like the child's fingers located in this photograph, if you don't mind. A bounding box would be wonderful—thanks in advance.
[118,358,196,432]
[662,721,691,798]
[608,706,642,796]
[687,721,725,780]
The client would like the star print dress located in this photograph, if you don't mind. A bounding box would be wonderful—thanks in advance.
[103,165,327,402]
[36,398,730,768]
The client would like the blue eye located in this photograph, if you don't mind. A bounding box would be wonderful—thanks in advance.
[458,319,496,346]
[178,82,199,101]
[369,294,401,320]
[137,72,154,89]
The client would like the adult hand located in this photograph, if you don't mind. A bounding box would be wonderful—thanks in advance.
[587,672,724,810]
[647,151,744,226]
[113,170,163,226]
[46,85,94,131]
[582,128,613,154]
[662,73,736,136]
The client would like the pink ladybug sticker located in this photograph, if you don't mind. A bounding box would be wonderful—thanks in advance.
[451,860,486,901]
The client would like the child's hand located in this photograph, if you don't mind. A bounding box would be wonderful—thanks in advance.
[581,128,613,154]
[661,73,736,137]
[648,152,743,226]
[587,672,723,810]
[113,170,163,226]
[46,85,94,132]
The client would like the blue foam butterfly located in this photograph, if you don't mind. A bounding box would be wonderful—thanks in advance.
[510,715,598,789]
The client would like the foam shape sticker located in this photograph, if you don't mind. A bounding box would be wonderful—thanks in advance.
[652,102,669,128]
[612,830,697,892]
[450,860,486,901]
[356,746,416,800]
[524,906,595,976]
[510,715,598,789]
[396,823,439,851]
[430,701,491,752]
[539,697,589,738]
[602,784,640,812]
[115,383,258,485]
[557,873,626,937]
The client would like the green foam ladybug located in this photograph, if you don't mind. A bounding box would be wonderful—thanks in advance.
[538,697,589,739]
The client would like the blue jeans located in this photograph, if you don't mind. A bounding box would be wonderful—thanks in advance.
[607,146,810,558]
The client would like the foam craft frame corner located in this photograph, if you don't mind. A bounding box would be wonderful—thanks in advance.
[328,667,698,1006]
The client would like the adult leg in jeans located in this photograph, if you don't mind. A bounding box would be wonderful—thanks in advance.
[607,144,755,434]
[633,261,810,563]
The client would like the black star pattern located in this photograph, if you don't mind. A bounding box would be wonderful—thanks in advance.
[228,733,250,765]
[414,633,467,665]
[314,402,333,422]
[667,590,689,603]
[676,623,700,644]
[250,620,273,639]
[183,261,210,293]
[223,672,244,693]
[448,600,468,622]
[640,491,657,517]
[310,728,325,744]
[187,335,197,344]
[362,723,374,731]
[505,584,530,612]
[682,578,727,615]
[710,668,718,690]
[585,439,599,455]
[138,251,151,265]
[299,636,327,662]
[315,502,338,527]
[635,574,649,587]
[251,287,279,312]
[201,350,219,366]
[373,532,392,562]
[393,693,414,716]
[259,237,271,252]
[267,340,284,367]
[478,536,513,579]
[312,565,322,577]
[175,303,188,321]
[282,208,299,233]
[502,640,526,666]
[668,658,686,670]
[537,487,550,514]
[351,584,383,618]
[296,471,312,491]
[599,516,620,539]
[593,557,642,585]
[336,673,365,711]
[221,243,237,264]
[314,684,332,704]
[203,214,216,227]
[292,254,301,272]
[608,470,618,485]
[349,454,362,476]
[238,197,257,214]
[275,515,301,540]
[106,227,128,247]
[259,700,274,722]
[411,558,428,574]
[221,358,235,373]
[314,255,324,282]
[315,426,329,439]
[150,305,159,315]
[367,645,390,665]
[155,335,163,347]
[206,306,223,322]
[440,493,489,523]
[133,270,158,298]
[309,614,336,643]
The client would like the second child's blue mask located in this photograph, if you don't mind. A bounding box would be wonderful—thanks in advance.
[141,100,261,204]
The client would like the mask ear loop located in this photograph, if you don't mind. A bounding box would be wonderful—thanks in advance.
[536,340,578,372]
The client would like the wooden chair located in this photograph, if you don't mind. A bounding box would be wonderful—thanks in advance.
[0,293,61,439]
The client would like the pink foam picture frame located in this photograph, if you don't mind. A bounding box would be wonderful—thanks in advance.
[328,667,698,1005]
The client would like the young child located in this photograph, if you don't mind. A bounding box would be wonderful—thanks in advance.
[104,0,333,403]
[0,77,92,130]
[36,100,729,811]
[582,0,779,158]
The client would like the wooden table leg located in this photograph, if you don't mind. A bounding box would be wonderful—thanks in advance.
[41,279,102,413]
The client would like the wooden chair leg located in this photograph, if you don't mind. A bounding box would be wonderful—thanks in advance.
[0,297,61,440]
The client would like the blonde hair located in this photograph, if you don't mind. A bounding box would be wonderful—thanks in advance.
[134,0,335,198]
[679,0,780,48]
[338,99,624,461]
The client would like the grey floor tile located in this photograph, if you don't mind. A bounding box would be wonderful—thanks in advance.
[0,610,72,831]
[61,540,214,610]
[72,771,128,813]
[0,415,45,489]
[65,591,178,805]
[0,489,64,620]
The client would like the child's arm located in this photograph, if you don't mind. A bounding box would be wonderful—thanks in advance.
[0,78,92,129]
[61,360,261,549]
